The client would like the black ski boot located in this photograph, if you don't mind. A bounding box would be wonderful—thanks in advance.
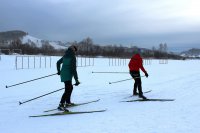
[133,92,139,96]
[65,102,75,107]
[139,94,147,100]
[57,103,69,112]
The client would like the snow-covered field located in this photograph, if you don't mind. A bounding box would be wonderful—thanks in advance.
[0,55,200,133]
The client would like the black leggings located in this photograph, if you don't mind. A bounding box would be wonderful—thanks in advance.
[60,81,73,104]
[130,71,143,95]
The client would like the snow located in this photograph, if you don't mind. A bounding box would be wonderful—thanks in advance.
[1,55,200,133]
[21,35,67,49]
[21,35,43,47]
[48,41,67,50]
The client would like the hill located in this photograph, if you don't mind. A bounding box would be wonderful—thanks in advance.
[0,30,67,49]
[0,30,183,59]
[180,48,200,58]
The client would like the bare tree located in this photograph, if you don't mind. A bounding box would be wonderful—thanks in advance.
[159,43,164,52]
[163,43,167,53]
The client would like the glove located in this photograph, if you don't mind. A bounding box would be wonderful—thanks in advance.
[74,80,80,86]
[145,72,149,78]
[57,71,60,75]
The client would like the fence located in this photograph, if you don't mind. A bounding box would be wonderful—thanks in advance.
[108,58,152,66]
[15,56,52,70]
[77,56,94,67]
[143,58,152,65]
[109,58,127,66]
[159,59,168,64]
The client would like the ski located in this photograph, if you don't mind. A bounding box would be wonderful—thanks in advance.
[122,98,175,102]
[123,90,152,99]
[44,99,100,112]
[143,90,152,93]
[30,109,107,117]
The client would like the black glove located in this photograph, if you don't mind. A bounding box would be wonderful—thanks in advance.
[57,71,60,75]
[145,73,149,78]
[74,80,80,86]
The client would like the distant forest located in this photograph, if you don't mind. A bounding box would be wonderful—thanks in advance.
[0,31,183,59]
[0,30,27,40]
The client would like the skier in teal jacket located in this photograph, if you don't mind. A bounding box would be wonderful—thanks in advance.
[57,45,80,111]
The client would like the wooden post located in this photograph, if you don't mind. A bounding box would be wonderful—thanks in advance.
[22,56,23,69]
[45,56,46,68]
[34,56,35,69]
[40,56,41,68]
[50,56,51,68]
[15,56,17,70]
[28,56,29,69]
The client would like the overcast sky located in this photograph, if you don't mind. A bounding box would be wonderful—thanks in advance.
[0,0,200,49]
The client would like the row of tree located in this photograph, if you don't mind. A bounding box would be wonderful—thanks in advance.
[0,37,183,59]
[71,38,182,59]
[0,30,27,41]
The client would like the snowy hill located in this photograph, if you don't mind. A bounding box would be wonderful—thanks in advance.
[21,35,67,50]
[0,30,67,50]
[21,35,43,47]
[180,48,200,58]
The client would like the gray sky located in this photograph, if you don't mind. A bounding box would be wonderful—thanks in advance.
[0,0,200,49]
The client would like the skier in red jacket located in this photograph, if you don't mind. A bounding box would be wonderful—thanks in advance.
[128,51,149,99]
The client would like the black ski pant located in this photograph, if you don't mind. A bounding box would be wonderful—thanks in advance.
[60,80,73,104]
[130,71,143,95]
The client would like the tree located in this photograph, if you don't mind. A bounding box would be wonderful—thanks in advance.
[163,43,167,53]
[159,43,164,52]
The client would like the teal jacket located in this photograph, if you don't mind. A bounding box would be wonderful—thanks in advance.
[57,48,78,82]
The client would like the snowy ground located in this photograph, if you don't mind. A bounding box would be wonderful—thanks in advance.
[0,55,200,133]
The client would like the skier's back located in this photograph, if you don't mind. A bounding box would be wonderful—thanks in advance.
[128,51,149,99]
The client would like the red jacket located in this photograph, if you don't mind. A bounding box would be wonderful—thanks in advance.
[128,54,147,74]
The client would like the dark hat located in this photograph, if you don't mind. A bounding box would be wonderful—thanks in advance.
[69,45,78,52]
[133,48,141,54]
[73,45,77,51]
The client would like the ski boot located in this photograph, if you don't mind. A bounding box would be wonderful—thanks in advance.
[65,102,75,107]
[139,94,147,100]
[57,103,69,112]
[133,92,139,96]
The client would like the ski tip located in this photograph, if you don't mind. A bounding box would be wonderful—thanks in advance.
[19,101,22,105]
[5,85,8,88]
[109,82,111,84]
[95,99,101,102]
[91,109,107,112]
[101,109,107,112]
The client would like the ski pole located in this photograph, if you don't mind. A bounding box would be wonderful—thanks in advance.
[92,71,128,74]
[109,76,145,84]
[19,88,64,105]
[19,83,79,105]
[6,73,57,88]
